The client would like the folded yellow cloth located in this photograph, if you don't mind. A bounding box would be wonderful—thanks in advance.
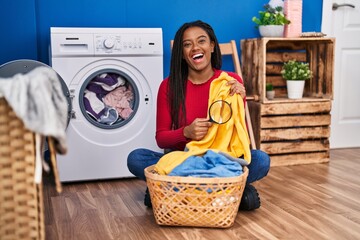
[154,72,251,175]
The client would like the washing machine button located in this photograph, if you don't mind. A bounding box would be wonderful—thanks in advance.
[70,110,77,119]
[69,89,77,119]
[104,38,115,49]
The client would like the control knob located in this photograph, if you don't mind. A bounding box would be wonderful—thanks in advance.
[103,38,115,49]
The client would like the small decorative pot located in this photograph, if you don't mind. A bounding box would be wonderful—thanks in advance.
[259,25,284,37]
[266,90,275,100]
[286,80,305,99]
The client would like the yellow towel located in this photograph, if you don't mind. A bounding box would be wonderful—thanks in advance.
[154,72,251,175]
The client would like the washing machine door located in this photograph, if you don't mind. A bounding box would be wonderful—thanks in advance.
[77,66,140,130]
[0,59,72,126]
[63,58,160,146]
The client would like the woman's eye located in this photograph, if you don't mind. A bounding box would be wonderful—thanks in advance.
[183,42,191,48]
[198,39,206,44]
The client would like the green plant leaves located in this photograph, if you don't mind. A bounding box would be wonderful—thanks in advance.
[252,4,290,27]
[281,60,313,80]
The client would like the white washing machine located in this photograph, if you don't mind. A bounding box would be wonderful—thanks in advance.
[50,27,163,182]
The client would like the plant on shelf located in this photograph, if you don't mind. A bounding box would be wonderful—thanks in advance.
[281,60,313,80]
[252,4,290,37]
[281,60,313,99]
[266,83,274,91]
[266,83,275,100]
[252,4,290,26]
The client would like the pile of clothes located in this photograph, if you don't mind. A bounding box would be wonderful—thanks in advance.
[0,66,68,154]
[83,73,135,125]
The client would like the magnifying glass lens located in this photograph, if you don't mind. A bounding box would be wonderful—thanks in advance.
[209,100,232,124]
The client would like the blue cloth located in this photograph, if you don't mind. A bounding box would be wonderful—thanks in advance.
[168,150,242,177]
[127,148,270,182]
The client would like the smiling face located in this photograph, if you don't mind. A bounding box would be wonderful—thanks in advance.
[182,26,215,74]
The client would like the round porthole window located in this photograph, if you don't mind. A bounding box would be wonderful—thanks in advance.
[79,69,139,129]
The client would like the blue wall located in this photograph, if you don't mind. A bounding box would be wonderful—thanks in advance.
[0,0,322,77]
[0,1,38,63]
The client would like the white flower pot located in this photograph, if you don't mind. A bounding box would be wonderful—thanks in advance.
[286,80,305,99]
[266,90,275,100]
[259,25,284,37]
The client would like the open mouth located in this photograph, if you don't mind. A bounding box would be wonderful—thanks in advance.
[192,53,204,61]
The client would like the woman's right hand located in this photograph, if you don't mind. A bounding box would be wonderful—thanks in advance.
[183,118,212,141]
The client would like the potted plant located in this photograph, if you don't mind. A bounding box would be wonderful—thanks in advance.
[252,4,291,37]
[266,83,275,100]
[281,60,313,99]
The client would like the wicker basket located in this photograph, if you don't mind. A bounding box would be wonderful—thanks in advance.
[0,98,61,240]
[144,164,248,228]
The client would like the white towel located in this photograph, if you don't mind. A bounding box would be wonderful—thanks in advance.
[0,66,68,154]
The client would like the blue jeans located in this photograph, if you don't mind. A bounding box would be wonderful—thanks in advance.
[127,148,270,184]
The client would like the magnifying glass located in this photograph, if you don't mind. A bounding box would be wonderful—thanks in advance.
[208,100,232,124]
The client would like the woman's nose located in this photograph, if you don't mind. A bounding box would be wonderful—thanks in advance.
[192,43,200,51]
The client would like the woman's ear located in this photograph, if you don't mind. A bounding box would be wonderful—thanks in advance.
[211,41,215,53]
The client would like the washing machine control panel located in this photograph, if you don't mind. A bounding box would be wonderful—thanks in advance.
[95,34,161,55]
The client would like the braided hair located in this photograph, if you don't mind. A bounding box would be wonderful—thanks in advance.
[168,20,222,129]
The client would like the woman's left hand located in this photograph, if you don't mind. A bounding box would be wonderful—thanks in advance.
[227,80,246,98]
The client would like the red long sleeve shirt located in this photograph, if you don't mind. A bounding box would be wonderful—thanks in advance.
[155,69,245,151]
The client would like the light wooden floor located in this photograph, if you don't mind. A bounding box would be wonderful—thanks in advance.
[43,148,360,240]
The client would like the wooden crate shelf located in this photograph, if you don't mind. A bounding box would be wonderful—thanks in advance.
[241,37,335,103]
[248,100,331,166]
[241,38,335,166]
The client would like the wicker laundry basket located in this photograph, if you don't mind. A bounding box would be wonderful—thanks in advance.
[144,164,248,228]
[0,98,61,240]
